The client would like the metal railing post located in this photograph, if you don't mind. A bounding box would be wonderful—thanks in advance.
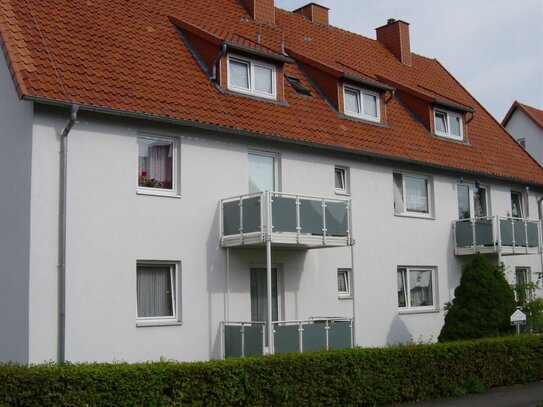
[295,195,301,243]
[524,220,529,250]
[298,321,303,353]
[263,323,267,356]
[240,323,245,358]
[322,198,327,246]
[471,219,477,253]
[511,218,516,253]
[325,319,330,351]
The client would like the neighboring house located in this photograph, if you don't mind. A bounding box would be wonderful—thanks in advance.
[502,101,543,167]
[0,0,542,365]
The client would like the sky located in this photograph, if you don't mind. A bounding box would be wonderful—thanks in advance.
[275,0,543,122]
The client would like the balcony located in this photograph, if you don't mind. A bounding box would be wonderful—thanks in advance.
[453,216,542,256]
[220,191,353,248]
[221,318,353,358]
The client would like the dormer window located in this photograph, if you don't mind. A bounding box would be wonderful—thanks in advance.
[227,55,276,99]
[434,109,463,140]
[343,85,380,122]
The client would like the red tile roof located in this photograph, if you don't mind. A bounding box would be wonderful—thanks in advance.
[1,0,542,185]
[502,101,543,133]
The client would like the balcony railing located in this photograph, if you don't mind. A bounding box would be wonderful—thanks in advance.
[220,191,353,248]
[221,318,353,358]
[453,216,542,255]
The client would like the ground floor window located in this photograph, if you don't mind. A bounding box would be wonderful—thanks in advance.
[137,262,179,325]
[515,267,531,305]
[397,267,436,311]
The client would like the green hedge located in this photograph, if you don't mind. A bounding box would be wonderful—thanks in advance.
[1,335,542,406]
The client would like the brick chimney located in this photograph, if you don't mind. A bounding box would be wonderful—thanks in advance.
[376,19,412,66]
[294,3,329,26]
[241,0,275,25]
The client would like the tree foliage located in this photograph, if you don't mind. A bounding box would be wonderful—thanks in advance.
[439,253,516,342]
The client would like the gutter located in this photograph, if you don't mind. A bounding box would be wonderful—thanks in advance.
[58,104,79,364]
[22,95,543,189]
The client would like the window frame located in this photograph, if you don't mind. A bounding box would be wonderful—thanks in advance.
[433,108,464,141]
[393,172,434,218]
[248,149,279,193]
[457,183,490,219]
[515,267,532,304]
[337,268,352,298]
[334,166,350,195]
[510,190,525,218]
[136,261,181,327]
[227,54,277,100]
[137,134,179,198]
[343,84,381,123]
[397,266,437,313]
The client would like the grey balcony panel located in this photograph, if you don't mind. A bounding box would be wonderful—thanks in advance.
[328,321,351,350]
[455,222,472,248]
[242,196,261,234]
[224,325,242,358]
[527,223,539,247]
[325,202,349,237]
[274,325,300,353]
[243,324,264,356]
[474,219,494,246]
[500,219,514,246]
[223,201,241,236]
[300,199,324,235]
[302,322,327,352]
[271,196,297,233]
[513,219,527,246]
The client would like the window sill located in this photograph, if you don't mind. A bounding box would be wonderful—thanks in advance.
[398,308,439,315]
[394,213,435,220]
[335,190,351,196]
[137,189,181,199]
[338,295,353,300]
[136,319,182,327]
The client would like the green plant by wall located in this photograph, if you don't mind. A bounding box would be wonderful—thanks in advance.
[0,336,541,406]
[438,253,516,342]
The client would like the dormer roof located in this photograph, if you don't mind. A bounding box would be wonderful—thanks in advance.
[1,0,542,185]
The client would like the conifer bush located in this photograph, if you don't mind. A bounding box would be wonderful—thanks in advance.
[439,253,516,342]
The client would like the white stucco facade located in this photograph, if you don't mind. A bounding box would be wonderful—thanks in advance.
[504,108,543,167]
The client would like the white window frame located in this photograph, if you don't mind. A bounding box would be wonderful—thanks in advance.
[337,268,352,298]
[457,183,490,219]
[343,84,380,122]
[397,266,437,313]
[510,190,525,218]
[248,149,280,193]
[137,134,179,198]
[136,261,181,327]
[227,54,277,100]
[393,172,434,218]
[334,166,350,195]
[433,108,464,140]
[515,267,532,303]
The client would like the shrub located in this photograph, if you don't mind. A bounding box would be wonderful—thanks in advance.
[439,254,516,342]
[0,336,541,406]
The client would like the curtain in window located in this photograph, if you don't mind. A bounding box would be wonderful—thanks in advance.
[409,270,432,307]
[405,177,428,213]
[397,269,407,307]
[393,173,404,214]
[254,65,272,94]
[148,144,173,187]
[474,187,487,217]
[230,60,249,89]
[344,89,360,113]
[363,93,377,117]
[511,192,523,218]
[137,266,174,318]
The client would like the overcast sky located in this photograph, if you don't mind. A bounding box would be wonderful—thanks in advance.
[276,0,543,121]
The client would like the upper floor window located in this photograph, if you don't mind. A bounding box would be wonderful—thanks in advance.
[344,85,380,122]
[337,269,352,298]
[228,55,276,99]
[434,109,463,140]
[393,172,433,217]
[334,166,349,194]
[457,184,489,219]
[249,151,277,193]
[511,191,524,218]
[138,135,177,195]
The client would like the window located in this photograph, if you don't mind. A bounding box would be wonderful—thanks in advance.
[397,267,436,310]
[393,172,432,216]
[515,267,531,305]
[517,138,526,149]
[138,135,177,194]
[227,55,276,99]
[511,191,524,218]
[343,85,380,122]
[457,184,489,219]
[337,269,351,297]
[248,151,277,193]
[434,109,463,140]
[334,166,349,194]
[136,262,180,325]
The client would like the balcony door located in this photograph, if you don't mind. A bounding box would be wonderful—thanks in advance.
[248,151,277,193]
[250,267,278,323]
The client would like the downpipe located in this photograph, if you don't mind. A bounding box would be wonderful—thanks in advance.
[58,104,79,364]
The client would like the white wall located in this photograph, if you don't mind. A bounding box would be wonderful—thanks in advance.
[24,105,543,363]
[0,54,33,363]
[505,110,543,168]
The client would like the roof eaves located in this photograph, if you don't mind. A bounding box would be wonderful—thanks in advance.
[285,47,342,78]
[341,73,395,92]
[224,41,294,63]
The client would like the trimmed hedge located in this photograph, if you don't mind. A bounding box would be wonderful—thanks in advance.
[0,335,542,406]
